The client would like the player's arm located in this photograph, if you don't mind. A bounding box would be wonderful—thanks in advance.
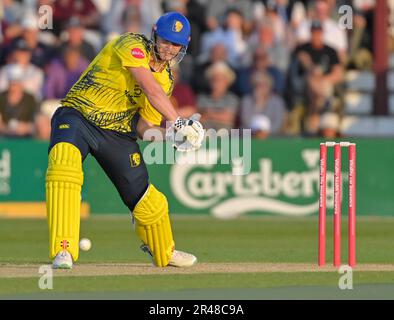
[129,65,204,150]
[128,67,179,122]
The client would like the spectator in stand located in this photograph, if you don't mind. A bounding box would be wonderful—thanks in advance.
[102,0,144,38]
[296,0,348,61]
[197,61,239,132]
[0,38,44,101]
[275,0,299,24]
[1,0,24,24]
[236,44,285,96]
[52,0,100,36]
[200,8,248,68]
[265,1,287,45]
[58,16,96,62]
[318,111,341,138]
[205,0,254,33]
[241,71,287,136]
[102,0,127,37]
[44,46,89,99]
[192,43,233,94]
[0,64,39,137]
[0,0,25,45]
[290,20,343,136]
[250,114,272,140]
[346,1,375,70]
[4,14,55,69]
[265,0,301,56]
[169,63,197,119]
[282,1,308,50]
[248,17,289,73]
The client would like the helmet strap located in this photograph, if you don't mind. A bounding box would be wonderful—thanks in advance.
[150,31,167,71]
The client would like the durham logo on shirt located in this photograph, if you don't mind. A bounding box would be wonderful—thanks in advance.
[130,153,141,167]
[172,20,183,32]
[131,48,145,59]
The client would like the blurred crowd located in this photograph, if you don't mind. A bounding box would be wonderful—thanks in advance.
[0,0,391,140]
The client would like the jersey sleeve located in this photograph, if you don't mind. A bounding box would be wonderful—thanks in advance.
[113,36,150,69]
[139,101,163,126]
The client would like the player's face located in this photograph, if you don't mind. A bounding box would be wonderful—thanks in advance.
[156,37,182,62]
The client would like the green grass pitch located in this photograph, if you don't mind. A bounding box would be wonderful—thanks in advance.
[1,215,394,299]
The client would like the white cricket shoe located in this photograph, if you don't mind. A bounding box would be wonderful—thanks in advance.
[140,244,197,267]
[168,250,197,267]
[52,250,73,269]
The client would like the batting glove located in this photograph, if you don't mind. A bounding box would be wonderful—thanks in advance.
[166,113,205,152]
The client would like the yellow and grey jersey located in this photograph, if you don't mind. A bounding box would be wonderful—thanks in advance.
[61,33,174,133]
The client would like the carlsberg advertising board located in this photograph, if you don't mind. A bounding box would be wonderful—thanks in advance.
[144,139,394,217]
[1,138,394,217]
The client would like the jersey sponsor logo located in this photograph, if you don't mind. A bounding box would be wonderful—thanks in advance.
[131,48,145,59]
[59,124,70,129]
[130,153,141,167]
[173,20,183,32]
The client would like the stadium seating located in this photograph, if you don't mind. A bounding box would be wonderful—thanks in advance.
[341,70,394,137]
[340,116,394,137]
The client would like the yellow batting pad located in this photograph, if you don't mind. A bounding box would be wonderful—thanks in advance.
[133,184,174,267]
[46,142,84,261]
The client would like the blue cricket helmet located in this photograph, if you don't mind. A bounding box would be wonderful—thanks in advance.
[154,12,191,47]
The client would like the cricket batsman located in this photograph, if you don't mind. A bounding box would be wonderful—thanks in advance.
[46,12,205,269]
